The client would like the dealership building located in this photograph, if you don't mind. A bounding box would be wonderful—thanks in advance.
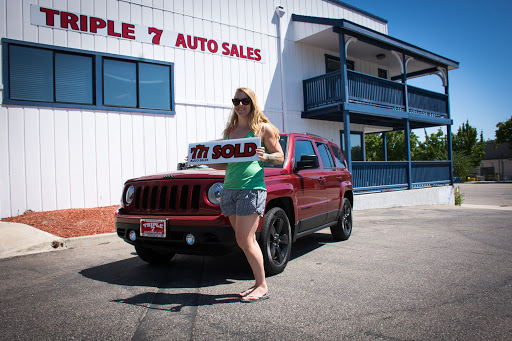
[0,0,459,218]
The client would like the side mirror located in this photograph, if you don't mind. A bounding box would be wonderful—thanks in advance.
[295,155,319,170]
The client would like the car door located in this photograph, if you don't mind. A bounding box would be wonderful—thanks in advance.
[293,138,328,232]
[315,141,340,223]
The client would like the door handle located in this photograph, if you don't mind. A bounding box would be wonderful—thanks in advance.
[337,176,342,182]
[318,177,326,185]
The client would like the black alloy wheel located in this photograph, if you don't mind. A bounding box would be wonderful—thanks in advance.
[331,197,352,241]
[259,207,292,276]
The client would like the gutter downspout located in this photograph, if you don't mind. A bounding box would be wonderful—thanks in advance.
[275,6,287,133]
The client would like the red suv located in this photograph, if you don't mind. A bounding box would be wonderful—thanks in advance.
[116,133,353,275]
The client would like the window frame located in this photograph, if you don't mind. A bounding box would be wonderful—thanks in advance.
[293,139,319,169]
[340,130,365,161]
[315,142,336,169]
[2,38,175,115]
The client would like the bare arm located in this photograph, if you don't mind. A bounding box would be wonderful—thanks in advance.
[257,123,284,165]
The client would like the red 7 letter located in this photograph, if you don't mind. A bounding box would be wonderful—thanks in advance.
[148,27,163,45]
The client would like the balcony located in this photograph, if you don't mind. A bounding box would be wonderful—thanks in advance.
[303,70,449,120]
[352,161,452,192]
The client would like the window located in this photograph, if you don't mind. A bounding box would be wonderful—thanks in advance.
[325,54,355,73]
[341,132,364,161]
[330,145,346,169]
[316,142,335,168]
[263,136,287,169]
[378,68,388,79]
[294,140,317,168]
[2,39,174,114]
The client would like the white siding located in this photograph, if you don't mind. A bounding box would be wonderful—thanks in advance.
[0,0,388,217]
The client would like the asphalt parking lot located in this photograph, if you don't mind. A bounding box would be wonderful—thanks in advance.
[0,184,511,340]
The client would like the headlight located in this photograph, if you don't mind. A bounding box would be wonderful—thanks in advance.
[207,182,223,205]
[125,185,135,206]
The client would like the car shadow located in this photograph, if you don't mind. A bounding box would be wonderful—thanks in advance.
[80,231,341,289]
[79,252,253,289]
[290,231,339,261]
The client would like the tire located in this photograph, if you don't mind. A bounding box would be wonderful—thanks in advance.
[331,198,352,241]
[135,246,175,264]
[259,207,292,276]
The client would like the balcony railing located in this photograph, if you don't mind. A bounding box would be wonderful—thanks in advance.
[303,70,449,118]
[352,161,452,192]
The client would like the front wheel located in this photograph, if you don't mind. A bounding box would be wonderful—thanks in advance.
[331,198,352,241]
[259,207,292,276]
[135,246,175,264]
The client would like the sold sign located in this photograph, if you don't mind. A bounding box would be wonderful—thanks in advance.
[188,137,261,165]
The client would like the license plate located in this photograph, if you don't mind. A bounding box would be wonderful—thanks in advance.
[140,219,167,238]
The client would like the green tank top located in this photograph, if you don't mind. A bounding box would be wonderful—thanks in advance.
[223,130,266,190]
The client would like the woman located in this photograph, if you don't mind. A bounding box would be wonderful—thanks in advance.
[210,88,284,302]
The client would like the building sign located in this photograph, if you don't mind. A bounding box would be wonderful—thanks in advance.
[188,137,261,165]
[30,5,263,62]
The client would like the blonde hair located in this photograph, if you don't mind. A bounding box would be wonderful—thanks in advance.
[222,87,280,140]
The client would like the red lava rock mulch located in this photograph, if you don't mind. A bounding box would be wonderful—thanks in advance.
[1,205,118,238]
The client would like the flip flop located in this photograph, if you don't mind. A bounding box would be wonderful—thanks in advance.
[239,287,255,297]
[240,292,270,303]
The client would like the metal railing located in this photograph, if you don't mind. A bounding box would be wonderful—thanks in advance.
[352,161,451,192]
[303,70,449,118]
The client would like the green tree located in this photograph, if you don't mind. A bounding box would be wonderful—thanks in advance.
[495,116,512,150]
[365,133,383,161]
[386,131,419,161]
[415,128,448,161]
[364,131,419,161]
[451,120,485,178]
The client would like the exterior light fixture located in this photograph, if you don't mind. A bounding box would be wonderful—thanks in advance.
[376,53,386,60]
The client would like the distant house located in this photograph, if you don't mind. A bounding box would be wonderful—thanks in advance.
[478,142,512,181]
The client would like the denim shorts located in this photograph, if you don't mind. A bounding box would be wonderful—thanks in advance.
[220,189,267,217]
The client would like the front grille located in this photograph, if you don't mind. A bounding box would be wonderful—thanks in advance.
[132,184,202,212]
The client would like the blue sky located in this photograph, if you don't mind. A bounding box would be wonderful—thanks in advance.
[346,0,512,141]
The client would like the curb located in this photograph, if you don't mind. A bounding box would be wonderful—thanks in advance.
[57,232,121,250]
[0,232,121,260]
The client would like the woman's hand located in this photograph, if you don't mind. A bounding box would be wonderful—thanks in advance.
[256,147,267,162]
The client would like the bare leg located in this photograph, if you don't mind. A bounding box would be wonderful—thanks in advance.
[229,214,268,298]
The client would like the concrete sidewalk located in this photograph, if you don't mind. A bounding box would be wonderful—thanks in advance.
[0,221,120,260]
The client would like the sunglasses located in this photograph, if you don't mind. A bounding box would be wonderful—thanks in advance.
[232,98,251,106]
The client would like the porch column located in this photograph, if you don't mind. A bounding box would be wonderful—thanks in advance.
[382,133,388,161]
[337,29,349,103]
[402,53,412,189]
[447,125,454,185]
[343,111,352,172]
[445,68,454,184]
[405,119,412,189]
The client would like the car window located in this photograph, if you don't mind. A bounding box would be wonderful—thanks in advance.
[263,136,287,169]
[316,142,335,169]
[294,139,317,168]
[330,144,346,169]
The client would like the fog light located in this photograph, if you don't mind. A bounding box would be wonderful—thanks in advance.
[129,230,137,241]
[185,233,195,245]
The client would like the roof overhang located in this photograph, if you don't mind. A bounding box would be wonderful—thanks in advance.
[292,14,459,74]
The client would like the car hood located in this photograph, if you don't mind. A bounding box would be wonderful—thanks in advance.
[127,168,226,182]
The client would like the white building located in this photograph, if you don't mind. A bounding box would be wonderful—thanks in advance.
[0,0,458,218]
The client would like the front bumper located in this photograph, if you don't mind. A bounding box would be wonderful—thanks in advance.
[115,214,238,255]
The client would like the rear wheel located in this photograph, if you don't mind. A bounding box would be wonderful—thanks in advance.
[331,198,352,241]
[259,207,292,276]
[135,246,175,264]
